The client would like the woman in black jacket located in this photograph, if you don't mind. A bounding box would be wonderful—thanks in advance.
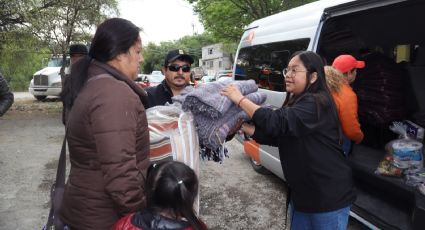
[221,51,355,230]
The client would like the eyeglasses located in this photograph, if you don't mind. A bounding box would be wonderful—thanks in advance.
[283,68,308,77]
[168,64,191,73]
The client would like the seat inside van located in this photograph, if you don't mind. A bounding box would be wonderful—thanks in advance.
[317,1,425,229]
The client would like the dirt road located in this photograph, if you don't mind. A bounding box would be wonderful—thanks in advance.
[0,99,287,230]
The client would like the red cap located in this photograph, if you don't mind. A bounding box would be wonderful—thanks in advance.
[332,55,365,74]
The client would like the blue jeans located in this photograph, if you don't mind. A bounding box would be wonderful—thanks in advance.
[290,205,351,230]
[342,136,352,156]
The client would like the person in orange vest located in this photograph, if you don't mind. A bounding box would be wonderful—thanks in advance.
[327,54,366,155]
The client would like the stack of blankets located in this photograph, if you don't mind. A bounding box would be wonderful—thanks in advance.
[173,80,267,154]
[354,52,407,126]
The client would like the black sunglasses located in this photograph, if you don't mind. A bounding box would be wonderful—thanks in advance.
[168,64,191,73]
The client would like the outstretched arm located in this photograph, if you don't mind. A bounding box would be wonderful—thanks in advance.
[221,83,260,118]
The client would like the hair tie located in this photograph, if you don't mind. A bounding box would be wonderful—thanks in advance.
[177,180,183,184]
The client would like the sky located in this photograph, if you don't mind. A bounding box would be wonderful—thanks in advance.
[118,0,205,44]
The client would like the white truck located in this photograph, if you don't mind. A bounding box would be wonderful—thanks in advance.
[28,56,69,101]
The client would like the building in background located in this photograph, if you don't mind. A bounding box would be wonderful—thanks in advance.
[199,43,232,76]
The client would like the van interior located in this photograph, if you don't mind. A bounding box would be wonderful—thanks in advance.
[317,0,425,229]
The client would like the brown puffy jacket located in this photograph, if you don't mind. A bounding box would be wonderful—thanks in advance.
[60,61,150,230]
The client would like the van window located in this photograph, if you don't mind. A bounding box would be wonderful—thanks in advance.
[235,38,310,92]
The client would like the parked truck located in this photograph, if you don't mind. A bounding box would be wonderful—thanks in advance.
[28,56,69,101]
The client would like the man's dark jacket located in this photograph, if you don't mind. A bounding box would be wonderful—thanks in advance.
[145,80,173,109]
[0,75,14,116]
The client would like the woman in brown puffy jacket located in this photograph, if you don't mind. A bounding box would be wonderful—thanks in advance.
[60,18,149,230]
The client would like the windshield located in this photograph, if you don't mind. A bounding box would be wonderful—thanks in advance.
[151,71,162,75]
[148,74,165,83]
[47,57,69,67]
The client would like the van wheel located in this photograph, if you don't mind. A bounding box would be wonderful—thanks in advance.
[35,96,47,101]
[250,158,271,175]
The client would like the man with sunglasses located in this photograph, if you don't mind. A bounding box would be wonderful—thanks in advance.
[145,49,194,108]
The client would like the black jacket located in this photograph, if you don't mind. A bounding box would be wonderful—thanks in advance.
[132,210,192,230]
[113,209,193,230]
[145,80,173,109]
[0,75,14,116]
[251,93,356,213]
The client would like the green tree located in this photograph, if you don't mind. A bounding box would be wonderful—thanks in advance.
[29,0,119,81]
[0,31,50,90]
[0,0,119,89]
[0,0,58,32]
[187,0,317,42]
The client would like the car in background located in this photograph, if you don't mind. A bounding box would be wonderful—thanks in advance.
[147,71,165,87]
[215,70,233,82]
[135,71,165,88]
[135,74,149,88]
[151,70,162,76]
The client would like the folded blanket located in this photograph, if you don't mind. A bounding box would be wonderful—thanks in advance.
[172,86,194,104]
[195,92,267,150]
[146,106,181,163]
[173,80,258,119]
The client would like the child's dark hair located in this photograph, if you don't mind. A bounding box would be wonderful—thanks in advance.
[146,161,207,230]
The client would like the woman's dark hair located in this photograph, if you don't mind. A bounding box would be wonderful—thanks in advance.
[61,18,141,111]
[283,51,328,106]
[283,51,342,139]
[146,161,206,230]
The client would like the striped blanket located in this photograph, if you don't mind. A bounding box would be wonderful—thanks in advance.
[146,105,199,168]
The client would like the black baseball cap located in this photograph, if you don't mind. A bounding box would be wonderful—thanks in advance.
[164,49,194,66]
[69,44,88,55]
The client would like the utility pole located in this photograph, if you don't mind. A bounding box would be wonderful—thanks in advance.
[192,22,195,35]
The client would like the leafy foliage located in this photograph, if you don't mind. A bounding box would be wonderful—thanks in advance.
[28,0,118,78]
[0,0,118,90]
[186,0,317,42]
[0,31,50,90]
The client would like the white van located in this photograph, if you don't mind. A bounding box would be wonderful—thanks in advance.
[29,56,69,101]
[233,0,425,229]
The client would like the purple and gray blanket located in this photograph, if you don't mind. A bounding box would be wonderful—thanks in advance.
[172,80,267,150]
